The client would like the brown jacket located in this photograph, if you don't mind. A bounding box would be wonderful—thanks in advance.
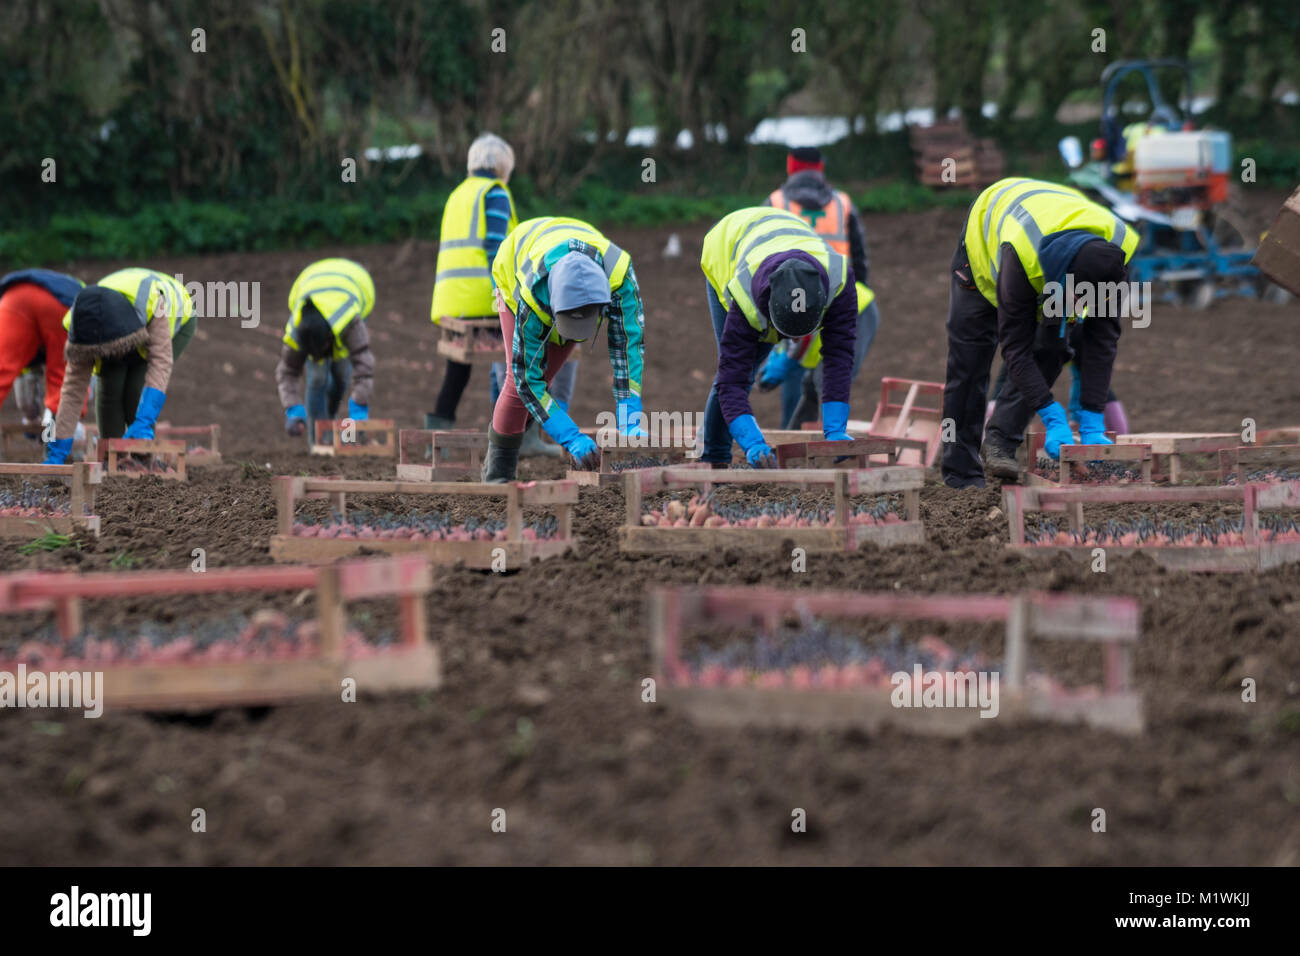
[275,318,374,408]
[54,312,173,440]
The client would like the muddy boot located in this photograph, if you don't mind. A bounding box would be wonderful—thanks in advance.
[981,437,1021,481]
[518,419,562,458]
[481,428,522,483]
[424,413,455,430]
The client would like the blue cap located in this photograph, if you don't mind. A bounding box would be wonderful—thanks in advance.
[549,252,611,312]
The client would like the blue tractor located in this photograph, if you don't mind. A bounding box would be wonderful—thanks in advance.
[1059,59,1289,308]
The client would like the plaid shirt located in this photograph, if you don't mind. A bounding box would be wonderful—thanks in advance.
[509,255,645,423]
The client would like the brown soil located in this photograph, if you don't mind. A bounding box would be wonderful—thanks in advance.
[2,203,1299,865]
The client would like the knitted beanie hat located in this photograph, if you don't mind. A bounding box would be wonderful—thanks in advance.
[64,286,148,364]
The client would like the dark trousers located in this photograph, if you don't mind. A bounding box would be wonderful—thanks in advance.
[434,358,472,420]
[96,316,196,438]
[305,356,352,424]
[984,318,1072,451]
[940,246,1070,488]
[701,283,774,464]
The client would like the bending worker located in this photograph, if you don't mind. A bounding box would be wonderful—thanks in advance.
[756,146,880,429]
[45,269,196,463]
[942,176,1138,488]
[278,258,376,440]
[0,269,84,429]
[482,216,647,482]
[699,207,858,467]
[428,133,566,456]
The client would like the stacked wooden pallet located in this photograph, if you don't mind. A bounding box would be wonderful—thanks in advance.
[909,119,1004,188]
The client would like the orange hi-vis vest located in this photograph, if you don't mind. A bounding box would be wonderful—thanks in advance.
[768,188,853,257]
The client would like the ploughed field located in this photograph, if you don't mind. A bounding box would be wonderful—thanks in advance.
[1,203,1298,865]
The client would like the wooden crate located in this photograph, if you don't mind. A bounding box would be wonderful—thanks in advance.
[567,442,703,487]
[155,423,221,465]
[1219,443,1300,482]
[1022,443,1153,488]
[0,555,438,711]
[0,461,102,539]
[651,587,1142,735]
[1115,432,1241,483]
[310,418,397,457]
[864,377,945,467]
[436,315,504,365]
[102,438,187,480]
[1,423,98,462]
[1003,481,1300,572]
[775,437,899,469]
[619,465,925,554]
[396,429,487,481]
[270,475,579,568]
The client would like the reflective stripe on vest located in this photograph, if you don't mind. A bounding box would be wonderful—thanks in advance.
[432,177,514,320]
[498,218,629,342]
[284,260,374,356]
[966,178,1137,306]
[769,189,850,256]
[730,216,845,335]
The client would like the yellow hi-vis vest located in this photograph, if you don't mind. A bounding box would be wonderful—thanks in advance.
[283,258,375,359]
[700,207,847,344]
[430,175,516,323]
[964,177,1139,308]
[492,217,631,344]
[62,268,194,369]
[798,281,873,369]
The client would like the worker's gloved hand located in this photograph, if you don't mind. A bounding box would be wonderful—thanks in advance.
[821,400,852,441]
[757,349,799,392]
[1076,408,1112,446]
[43,437,73,465]
[285,404,307,437]
[1037,400,1075,459]
[616,395,650,441]
[541,405,600,470]
[123,386,166,441]
[729,413,776,468]
[1067,364,1083,428]
[347,398,369,422]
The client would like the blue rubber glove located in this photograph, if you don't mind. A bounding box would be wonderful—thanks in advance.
[123,386,166,440]
[616,395,650,440]
[1037,400,1075,459]
[757,349,799,392]
[822,401,852,441]
[285,404,307,437]
[43,437,73,465]
[541,405,600,469]
[347,397,369,422]
[1067,363,1083,428]
[1076,408,1112,446]
[728,413,775,468]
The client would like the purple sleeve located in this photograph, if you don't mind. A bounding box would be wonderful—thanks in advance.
[816,265,857,405]
[715,304,763,424]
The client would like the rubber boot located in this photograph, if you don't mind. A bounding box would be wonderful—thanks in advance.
[518,418,562,458]
[1103,400,1130,436]
[424,413,455,431]
[981,437,1021,480]
[481,428,522,483]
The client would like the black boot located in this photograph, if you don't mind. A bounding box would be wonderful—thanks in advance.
[981,437,1021,480]
[481,427,522,483]
[424,413,455,430]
